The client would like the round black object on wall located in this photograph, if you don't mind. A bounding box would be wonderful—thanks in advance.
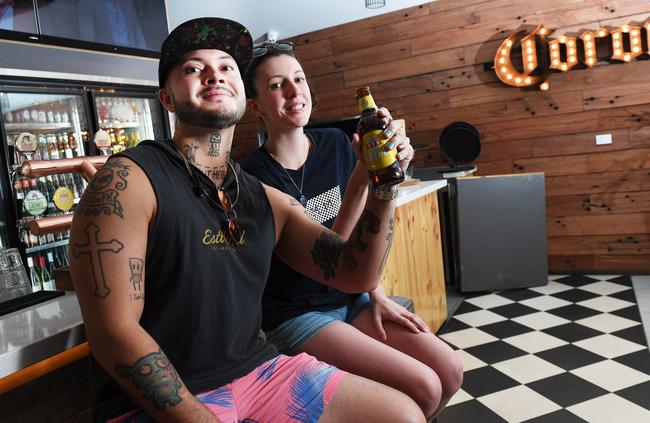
[439,121,481,166]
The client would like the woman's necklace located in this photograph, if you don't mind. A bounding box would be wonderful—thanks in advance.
[266,135,309,207]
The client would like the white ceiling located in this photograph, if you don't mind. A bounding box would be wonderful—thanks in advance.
[165,0,434,42]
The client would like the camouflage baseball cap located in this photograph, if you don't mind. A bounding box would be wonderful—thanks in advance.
[158,17,253,88]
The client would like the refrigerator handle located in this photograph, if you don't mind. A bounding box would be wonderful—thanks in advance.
[85,89,101,156]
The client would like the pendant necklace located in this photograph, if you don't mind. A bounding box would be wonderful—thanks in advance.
[268,135,309,207]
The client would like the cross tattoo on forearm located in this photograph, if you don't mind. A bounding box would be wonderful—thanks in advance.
[72,223,124,298]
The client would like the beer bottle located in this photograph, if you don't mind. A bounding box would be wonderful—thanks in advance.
[355,87,404,188]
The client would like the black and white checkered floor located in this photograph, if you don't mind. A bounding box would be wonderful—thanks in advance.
[436,275,650,423]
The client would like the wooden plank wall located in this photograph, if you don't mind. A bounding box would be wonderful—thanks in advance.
[232,0,650,274]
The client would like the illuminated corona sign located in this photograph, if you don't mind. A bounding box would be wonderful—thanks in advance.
[495,20,650,90]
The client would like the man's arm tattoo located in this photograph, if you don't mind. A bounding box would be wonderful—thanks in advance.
[129,257,144,301]
[76,159,130,218]
[115,350,182,410]
[71,223,124,299]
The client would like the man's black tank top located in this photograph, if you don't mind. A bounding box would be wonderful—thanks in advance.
[94,140,277,421]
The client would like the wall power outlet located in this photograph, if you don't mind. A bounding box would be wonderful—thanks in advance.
[595,134,612,145]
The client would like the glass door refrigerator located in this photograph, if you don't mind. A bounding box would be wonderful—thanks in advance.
[0,80,170,297]
[88,89,167,154]
[0,85,93,292]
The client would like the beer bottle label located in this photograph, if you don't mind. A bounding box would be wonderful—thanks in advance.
[357,94,378,113]
[362,130,398,171]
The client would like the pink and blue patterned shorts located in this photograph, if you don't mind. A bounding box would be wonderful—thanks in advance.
[109,353,347,423]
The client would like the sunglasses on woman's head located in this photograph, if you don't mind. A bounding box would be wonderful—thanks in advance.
[252,42,295,58]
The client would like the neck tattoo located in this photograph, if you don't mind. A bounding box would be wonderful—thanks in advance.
[183,143,198,162]
[176,144,241,214]
[208,133,221,157]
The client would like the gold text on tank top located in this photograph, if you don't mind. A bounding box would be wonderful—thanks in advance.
[202,228,247,246]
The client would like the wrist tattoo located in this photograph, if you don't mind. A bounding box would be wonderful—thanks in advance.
[369,184,399,201]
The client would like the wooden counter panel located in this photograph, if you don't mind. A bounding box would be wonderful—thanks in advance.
[381,191,447,332]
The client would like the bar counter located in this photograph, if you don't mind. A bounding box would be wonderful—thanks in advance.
[0,292,86,392]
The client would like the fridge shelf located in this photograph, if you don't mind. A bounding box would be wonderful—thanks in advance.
[4,123,74,133]
[99,121,141,129]
[25,238,69,254]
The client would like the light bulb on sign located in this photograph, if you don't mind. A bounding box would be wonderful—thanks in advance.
[549,36,578,72]
[493,24,550,88]
[494,20,650,90]
[580,29,608,68]
[611,26,644,61]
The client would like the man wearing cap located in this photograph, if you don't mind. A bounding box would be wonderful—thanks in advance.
[70,17,422,423]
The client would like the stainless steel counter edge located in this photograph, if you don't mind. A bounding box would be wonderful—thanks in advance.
[0,292,86,378]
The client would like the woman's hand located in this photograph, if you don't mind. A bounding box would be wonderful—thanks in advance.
[351,108,415,173]
[368,285,430,341]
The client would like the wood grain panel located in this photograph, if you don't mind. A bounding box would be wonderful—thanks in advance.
[628,126,650,147]
[546,194,592,217]
[342,48,465,87]
[310,72,345,93]
[431,65,499,91]
[531,129,630,158]
[513,154,589,176]
[546,169,650,196]
[549,254,650,273]
[584,82,650,110]
[548,234,650,255]
[294,39,332,62]
[588,147,650,172]
[588,191,650,215]
[381,192,447,332]
[546,192,650,218]
[303,39,412,78]
[478,110,602,143]
[548,213,650,236]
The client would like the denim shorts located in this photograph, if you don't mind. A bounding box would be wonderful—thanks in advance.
[266,293,372,355]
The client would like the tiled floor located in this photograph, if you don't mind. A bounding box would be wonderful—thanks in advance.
[437,274,650,423]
